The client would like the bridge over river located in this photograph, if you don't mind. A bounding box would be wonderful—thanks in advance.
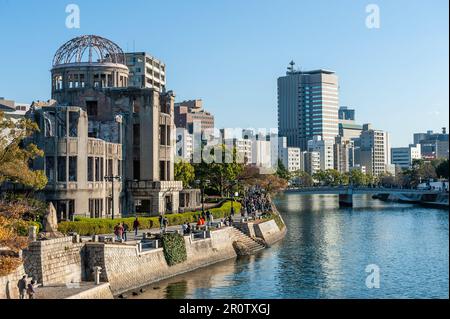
[285,187,447,208]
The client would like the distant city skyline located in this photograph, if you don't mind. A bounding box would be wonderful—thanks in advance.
[0,0,448,147]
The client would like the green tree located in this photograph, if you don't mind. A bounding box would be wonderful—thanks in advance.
[0,112,47,275]
[349,169,366,186]
[174,160,195,188]
[325,169,341,186]
[292,170,313,187]
[365,173,376,186]
[403,159,437,187]
[313,170,328,185]
[340,172,350,186]
[276,159,290,181]
[435,159,449,179]
[379,172,395,187]
[0,111,47,189]
[193,144,243,196]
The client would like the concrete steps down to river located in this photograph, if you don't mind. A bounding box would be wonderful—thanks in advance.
[229,227,266,255]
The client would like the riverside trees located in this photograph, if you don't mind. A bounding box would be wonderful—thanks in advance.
[0,111,47,275]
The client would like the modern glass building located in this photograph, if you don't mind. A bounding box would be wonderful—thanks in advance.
[278,62,339,150]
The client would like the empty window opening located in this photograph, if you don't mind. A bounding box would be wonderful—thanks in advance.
[86,101,98,117]
[57,156,66,182]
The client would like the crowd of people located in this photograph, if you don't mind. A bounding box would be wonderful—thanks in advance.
[110,190,273,241]
[113,218,141,241]
[241,190,272,218]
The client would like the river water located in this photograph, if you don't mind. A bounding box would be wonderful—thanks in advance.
[133,193,449,299]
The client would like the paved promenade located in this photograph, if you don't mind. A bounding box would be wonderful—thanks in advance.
[82,214,259,243]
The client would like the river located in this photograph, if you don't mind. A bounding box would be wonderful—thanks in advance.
[132,193,449,299]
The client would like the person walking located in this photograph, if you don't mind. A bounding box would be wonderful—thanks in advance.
[113,224,120,241]
[114,223,124,241]
[163,217,169,233]
[182,222,188,235]
[227,215,233,226]
[133,217,140,237]
[186,223,191,235]
[17,275,27,299]
[205,210,211,226]
[122,222,129,241]
[209,211,214,224]
[26,280,36,299]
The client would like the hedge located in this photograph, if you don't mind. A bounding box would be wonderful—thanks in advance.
[15,220,42,237]
[58,201,241,236]
[161,233,187,266]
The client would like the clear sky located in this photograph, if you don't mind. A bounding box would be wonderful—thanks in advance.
[0,0,448,147]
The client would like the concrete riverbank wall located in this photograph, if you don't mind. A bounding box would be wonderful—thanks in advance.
[23,237,85,286]
[0,264,25,299]
[1,211,287,298]
[85,227,238,295]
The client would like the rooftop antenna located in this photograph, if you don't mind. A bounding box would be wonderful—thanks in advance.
[288,60,295,73]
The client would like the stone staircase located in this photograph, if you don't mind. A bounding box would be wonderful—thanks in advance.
[229,227,266,256]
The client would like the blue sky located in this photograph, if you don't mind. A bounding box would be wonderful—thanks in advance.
[0,0,448,147]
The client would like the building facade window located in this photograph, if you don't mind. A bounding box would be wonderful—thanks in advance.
[86,101,98,117]
[88,157,94,182]
[69,156,77,182]
[45,157,55,182]
[68,112,78,137]
[133,124,140,145]
[57,156,66,182]
[89,199,103,218]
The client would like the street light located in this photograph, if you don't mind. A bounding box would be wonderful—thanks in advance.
[105,175,121,220]
[195,179,210,212]
[229,180,240,216]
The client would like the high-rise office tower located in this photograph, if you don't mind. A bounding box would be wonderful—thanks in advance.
[278,61,339,150]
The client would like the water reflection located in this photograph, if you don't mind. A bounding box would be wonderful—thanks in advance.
[132,194,449,299]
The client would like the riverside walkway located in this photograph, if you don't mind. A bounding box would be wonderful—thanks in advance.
[81,213,263,243]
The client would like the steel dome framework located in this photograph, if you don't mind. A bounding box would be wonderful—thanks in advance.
[52,35,125,67]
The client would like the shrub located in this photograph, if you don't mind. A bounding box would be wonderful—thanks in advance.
[0,256,22,276]
[57,201,241,236]
[161,232,187,266]
[15,220,42,236]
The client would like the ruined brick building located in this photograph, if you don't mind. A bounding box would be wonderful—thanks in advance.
[26,35,199,219]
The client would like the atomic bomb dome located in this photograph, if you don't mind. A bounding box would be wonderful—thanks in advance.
[52,35,126,66]
[51,35,130,99]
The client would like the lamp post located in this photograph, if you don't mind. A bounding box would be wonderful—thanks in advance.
[195,179,210,213]
[105,175,121,220]
[230,180,239,215]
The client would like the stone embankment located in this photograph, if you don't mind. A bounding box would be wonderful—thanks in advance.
[1,203,286,299]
